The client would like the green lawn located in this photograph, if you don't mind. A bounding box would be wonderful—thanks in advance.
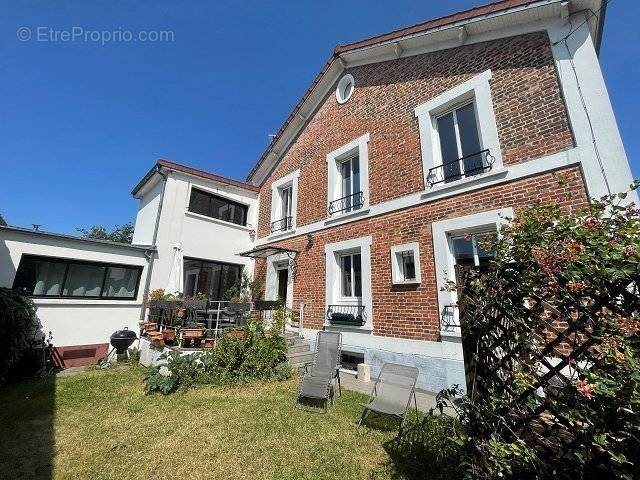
[0,366,409,480]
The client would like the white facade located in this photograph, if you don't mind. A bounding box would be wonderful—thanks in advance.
[0,226,151,348]
[132,167,259,295]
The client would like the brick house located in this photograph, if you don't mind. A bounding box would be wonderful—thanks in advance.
[240,0,636,391]
[1,0,635,380]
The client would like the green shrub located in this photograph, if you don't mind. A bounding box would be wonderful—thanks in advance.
[0,288,39,385]
[143,314,290,394]
[437,183,640,479]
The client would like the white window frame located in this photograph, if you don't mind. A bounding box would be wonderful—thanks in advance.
[415,70,504,190]
[326,133,370,220]
[336,74,355,104]
[269,169,300,236]
[338,250,362,299]
[325,236,373,330]
[432,208,512,337]
[390,242,421,285]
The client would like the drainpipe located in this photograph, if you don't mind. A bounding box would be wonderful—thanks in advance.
[139,166,169,320]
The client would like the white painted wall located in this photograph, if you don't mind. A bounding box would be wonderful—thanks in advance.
[132,178,163,245]
[134,170,259,294]
[0,228,150,347]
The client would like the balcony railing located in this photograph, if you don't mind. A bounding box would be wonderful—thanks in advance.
[426,149,495,188]
[326,304,366,326]
[271,216,293,233]
[327,191,364,216]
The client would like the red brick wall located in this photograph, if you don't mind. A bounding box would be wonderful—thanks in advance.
[256,31,574,237]
[257,167,588,341]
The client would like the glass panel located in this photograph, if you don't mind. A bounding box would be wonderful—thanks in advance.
[14,258,67,296]
[400,251,416,281]
[103,267,138,298]
[183,260,201,297]
[352,156,361,210]
[341,159,352,211]
[437,112,461,180]
[221,264,241,300]
[341,255,352,297]
[353,254,362,297]
[456,103,483,175]
[452,237,475,264]
[188,189,210,216]
[63,264,105,297]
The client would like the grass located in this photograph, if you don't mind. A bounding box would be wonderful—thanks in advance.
[0,366,410,480]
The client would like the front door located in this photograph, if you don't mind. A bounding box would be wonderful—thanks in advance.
[277,268,288,304]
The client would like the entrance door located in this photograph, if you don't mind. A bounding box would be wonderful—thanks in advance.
[450,232,495,397]
[277,268,288,304]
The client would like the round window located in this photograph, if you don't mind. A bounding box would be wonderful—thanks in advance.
[336,74,355,104]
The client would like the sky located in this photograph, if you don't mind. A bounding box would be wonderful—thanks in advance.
[0,0,638,234]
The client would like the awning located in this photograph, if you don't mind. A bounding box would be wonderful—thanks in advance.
[237,245,299,259]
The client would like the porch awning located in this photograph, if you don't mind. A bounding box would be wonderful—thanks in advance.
[237,245,299,259]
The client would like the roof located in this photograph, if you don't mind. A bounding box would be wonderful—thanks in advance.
[132,159,260,197]
[245,0,605,184]
[0,224,155,251]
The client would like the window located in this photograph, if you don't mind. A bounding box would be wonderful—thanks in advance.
[450,232,496,270]
[270,170,299,234]
[273,185,293,232]
[326,134,369,217]
[13,255,142,299]
[436,102,484,182]
[336,74,354,104]
[340,252,362,298]
[415,70,503,189]
[182,258,243,301]
[390,242,422,284]
[188,187,248,226]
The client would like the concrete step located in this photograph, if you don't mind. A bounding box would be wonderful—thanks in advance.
[287,344,310,354]
[285,336,307,347]
[287,350,315,366]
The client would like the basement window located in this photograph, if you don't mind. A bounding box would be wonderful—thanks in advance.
[340,351,364,371]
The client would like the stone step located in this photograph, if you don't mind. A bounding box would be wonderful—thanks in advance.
[287,350,315,366]
[287,344,310,354]
[285,336,307,347]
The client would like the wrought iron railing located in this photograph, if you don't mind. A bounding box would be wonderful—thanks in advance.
[440,304,460,331]
[327,191,364,216]
[326,304,366,326]
[271,216,293,233]
[426,149,495,187]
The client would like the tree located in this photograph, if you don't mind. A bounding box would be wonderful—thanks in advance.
[76,222,134,244]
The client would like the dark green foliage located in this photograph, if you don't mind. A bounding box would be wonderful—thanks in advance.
[0,288,39,384]
[143,315,290,394]
[437,183,640,479]
[383,414,467,480]
[76,222,134,243]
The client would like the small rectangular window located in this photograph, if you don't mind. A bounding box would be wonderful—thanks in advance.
[390,242,421,284]
[12,255,142,300]
[188,187,248,226]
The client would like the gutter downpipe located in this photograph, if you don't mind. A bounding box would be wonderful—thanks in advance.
[139,166,169,321]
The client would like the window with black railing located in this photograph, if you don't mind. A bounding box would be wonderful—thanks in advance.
[270,216,293,233]
[427,101,494,187]
[328,191,364,216]
[328,154,364,216]
[427,149,495,187]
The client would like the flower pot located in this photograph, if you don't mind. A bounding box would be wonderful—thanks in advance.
[162,326,177,343]
[204,338,215,349]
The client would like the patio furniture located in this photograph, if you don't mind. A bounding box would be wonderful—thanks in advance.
[296,331,342,412]
[358,362,419,436]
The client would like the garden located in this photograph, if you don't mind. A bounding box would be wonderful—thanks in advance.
[0,185,639,479]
